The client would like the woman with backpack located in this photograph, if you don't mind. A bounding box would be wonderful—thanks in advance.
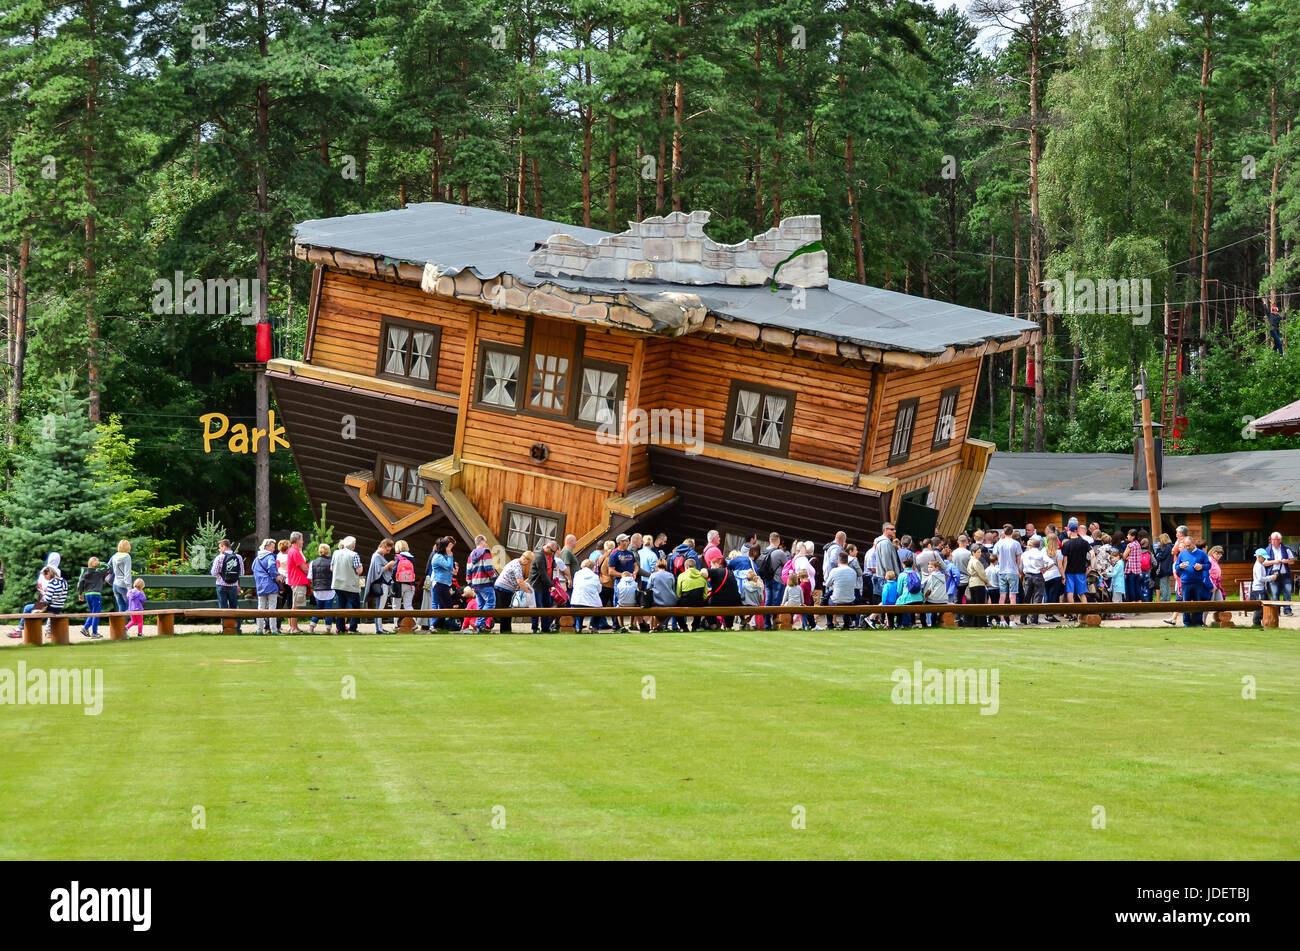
[390,540,418,619]
[1136,535,1153,602]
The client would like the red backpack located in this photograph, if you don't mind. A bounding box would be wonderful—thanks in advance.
[395,553,416,584]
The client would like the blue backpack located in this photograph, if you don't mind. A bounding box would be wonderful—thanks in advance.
[905,570,923,595]
[945,564,960,597]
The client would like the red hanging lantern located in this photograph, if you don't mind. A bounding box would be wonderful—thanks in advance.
[1025,353,1035,388]
[255,322,272,363]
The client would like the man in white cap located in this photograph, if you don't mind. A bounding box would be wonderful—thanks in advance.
[1263,531,1294,616]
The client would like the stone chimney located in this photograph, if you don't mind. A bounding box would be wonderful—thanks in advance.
[527,211,828,288]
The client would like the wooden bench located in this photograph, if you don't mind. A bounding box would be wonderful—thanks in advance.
[8,609,185,645]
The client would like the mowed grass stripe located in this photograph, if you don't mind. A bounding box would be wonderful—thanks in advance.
[0,628,1296,859]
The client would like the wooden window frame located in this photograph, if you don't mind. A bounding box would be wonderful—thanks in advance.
[375,316,441,389]
[472,341,525,414]
[1210,530,1266,565]
[476,320,630,432]
[888,398,920,466]
[375,453,427,505]
[500,502,567,556]
[573,359,629,432]
[932,386,960,450]
[722,380,796,457]
[521,319,583,421]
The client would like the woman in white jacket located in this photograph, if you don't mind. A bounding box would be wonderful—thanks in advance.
[569,561,602,633]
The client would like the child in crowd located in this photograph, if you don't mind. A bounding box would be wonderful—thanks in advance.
[77,556,110,639]
[615,571,639,631]
[781,573,806,629]
[127,577,147,636]
[922,560,948,628]
[741,570,764,629]
[460,586,479,632]
[880,570,899,629]
[1107,549,1127,619]
[986,553,1005,626]
[1250,548,1270,626]
[797,568,819,630]
[895,557,924,628]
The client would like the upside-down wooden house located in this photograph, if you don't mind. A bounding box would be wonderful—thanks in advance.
[269,203,1038,559]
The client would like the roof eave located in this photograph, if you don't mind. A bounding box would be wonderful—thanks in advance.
[294,240,1041,368]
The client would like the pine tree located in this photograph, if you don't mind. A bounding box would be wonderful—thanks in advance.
[0,382,131,610]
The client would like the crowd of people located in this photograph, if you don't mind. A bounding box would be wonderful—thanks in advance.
[7,542,148,639]
[219,520,1294,634]
[6,521,1294,637]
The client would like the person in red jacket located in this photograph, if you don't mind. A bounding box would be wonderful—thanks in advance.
[285,532,310,633]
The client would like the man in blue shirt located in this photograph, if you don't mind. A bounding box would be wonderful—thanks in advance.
[1174,539,1212,627]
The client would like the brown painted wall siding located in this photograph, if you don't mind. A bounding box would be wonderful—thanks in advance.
[647,447,888,553]
[1209,510,1276,531]
[868,359,980,477]
[269,373,456,560]
[460,313,636,490]
[311,271,470,393]
[638,336,872,471]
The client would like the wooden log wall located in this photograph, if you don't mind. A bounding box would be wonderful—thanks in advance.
[312,271,469,395]
[866,358,981,478]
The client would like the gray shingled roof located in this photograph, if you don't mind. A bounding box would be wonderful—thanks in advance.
[1253,398,1300,434]
[975,449,1300,513]
[294,202,1038,357]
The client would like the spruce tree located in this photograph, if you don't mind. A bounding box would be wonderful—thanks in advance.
[0,383,130,610]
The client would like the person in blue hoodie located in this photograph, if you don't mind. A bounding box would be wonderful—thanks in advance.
[670,539,702,575]
[1174,538,1212,627]
[251,538,281,635]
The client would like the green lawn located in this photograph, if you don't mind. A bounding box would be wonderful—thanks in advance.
[1,627,1297,859]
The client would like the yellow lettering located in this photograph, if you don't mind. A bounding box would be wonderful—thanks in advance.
[267,411,290,452]
[227,423,249,454]
[200,413,229,453]
[250,427,265,452]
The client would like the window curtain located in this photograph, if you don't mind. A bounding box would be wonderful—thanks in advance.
[507,511,532,551]
[384,327,409,375]
[484,351,520,405]
[409,331,435,381]
[759,395,787,449]
[733,389,760,443]
[579,368,619,423]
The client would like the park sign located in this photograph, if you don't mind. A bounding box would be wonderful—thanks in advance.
[200,412,290,454]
